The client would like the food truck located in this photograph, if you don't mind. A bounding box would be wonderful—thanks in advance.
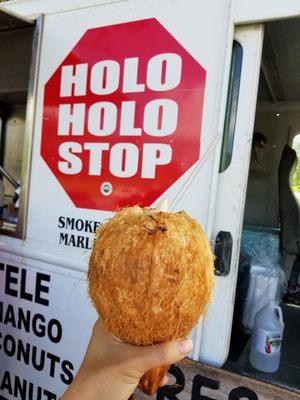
[0,0,300,398]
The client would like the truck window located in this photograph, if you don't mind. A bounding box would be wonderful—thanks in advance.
[219,40,243,172]
[0,13,37,237]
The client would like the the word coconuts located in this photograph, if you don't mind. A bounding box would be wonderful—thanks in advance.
[88,205,215,394]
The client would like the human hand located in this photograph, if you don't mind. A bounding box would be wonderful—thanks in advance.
[61,319,193,400]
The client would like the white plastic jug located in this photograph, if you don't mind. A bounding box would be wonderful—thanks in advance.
[249,300,284,372]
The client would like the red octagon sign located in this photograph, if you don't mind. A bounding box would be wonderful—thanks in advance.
[41,18,206,211]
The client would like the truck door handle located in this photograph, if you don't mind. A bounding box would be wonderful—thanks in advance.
[214,231,233,276]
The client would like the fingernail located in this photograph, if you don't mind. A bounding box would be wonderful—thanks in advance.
[179,339,193,355]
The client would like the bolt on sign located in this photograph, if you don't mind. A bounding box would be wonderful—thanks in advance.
[41,18,206,211]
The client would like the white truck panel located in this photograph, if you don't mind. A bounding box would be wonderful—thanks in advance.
[235,0,300,24]
[0,0,256,397]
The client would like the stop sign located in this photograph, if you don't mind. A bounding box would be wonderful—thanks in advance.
[41,18,206,211]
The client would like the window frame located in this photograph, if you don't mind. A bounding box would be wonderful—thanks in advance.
[0,14,43,239]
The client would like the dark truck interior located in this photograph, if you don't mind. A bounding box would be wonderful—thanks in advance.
[0,11,35,235]
[225,17,300,393]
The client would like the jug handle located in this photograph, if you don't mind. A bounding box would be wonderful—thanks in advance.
[274,305,283,324]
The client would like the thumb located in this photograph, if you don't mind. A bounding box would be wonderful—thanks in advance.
[129,339,193,374]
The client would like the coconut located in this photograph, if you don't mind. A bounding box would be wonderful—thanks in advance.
[88,204,214,395]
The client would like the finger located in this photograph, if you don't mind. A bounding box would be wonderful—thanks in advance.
[159,375,169,387]
[130,338,193,373]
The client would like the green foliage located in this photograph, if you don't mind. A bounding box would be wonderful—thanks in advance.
[292,137,300,196]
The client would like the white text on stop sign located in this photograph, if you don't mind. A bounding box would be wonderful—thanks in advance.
[57,53,182,178]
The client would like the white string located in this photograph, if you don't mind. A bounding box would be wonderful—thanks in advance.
[170,133,222,210]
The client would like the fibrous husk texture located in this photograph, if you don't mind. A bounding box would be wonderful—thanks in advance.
[88,206,214,345]
[138,365,169,395]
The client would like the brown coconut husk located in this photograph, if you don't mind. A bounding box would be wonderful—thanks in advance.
[88,206,214,394]
[138,365,169,395]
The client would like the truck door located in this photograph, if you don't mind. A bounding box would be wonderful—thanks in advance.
[199,24,264,366]
[25,0,236,371]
